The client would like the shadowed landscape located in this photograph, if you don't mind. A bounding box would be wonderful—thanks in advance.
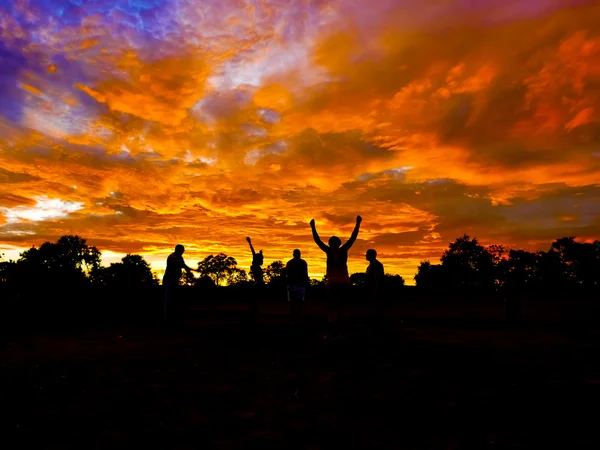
[2,235,600,449]
[2,302,600,449]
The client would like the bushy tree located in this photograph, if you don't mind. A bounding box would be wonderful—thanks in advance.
[264,260,285,285]
[384,273,405,288]
[549,237,600,286]
[414,261,445,288]
[197,253,238,286]
[20,235,101,272]
[350,272,366,286]
[504,249,538,289]
[93,254,157,288]
[226,268,249,286]
[16,235,101,290]
[181,270,197,286]
[440,235,495,289]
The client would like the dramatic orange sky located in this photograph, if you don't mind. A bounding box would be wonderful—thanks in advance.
[1,0,600,283]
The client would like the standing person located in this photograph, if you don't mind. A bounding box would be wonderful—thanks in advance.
[286,249,309,327]
[163,244,194,321]
[310,215,362,339]
[246,237,264,317]
[365,249,385,326]
[246,237,264,284]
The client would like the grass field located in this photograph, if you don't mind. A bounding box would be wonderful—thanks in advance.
[2,300,599,449]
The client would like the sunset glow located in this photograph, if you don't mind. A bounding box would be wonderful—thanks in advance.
[1,0,600,282]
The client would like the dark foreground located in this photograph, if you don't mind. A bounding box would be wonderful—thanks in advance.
[2,302,600,449]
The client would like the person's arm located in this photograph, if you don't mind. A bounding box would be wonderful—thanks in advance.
[246,237,256,256]
[310,219,328,253]
[181,258,193,273]
[341,215,362,251]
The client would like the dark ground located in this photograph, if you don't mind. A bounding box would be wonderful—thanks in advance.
[2,300,600,449]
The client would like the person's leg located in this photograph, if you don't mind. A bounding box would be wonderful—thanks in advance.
[168,282,180,324]
[163,282,170,321]
[296,288,305,325]
[288,287,295,324]
[370,290,378,323]
[249,281,261,321]
[376,292,385,325]
[326,284,341,338]
[372,291,385,333]
[337,283,350,336]
[290,287,305,326]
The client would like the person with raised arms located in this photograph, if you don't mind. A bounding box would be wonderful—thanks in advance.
[246,237,264,319]
[310,215,362,339]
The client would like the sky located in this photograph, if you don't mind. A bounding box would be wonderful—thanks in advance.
[1,0,600,283]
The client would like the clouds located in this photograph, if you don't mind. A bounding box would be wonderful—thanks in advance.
[1,0,600,282]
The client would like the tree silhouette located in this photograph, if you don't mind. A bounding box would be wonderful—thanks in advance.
[93,254,157,288]
[15,235,101,294]
[20,235,101,273]
[535,249,566,289]
[384,273,405,288]
[549,237,600,286]
[440,235,495,289]
[350,272,366,286]
[505,249,537,289]
[264,260,285,285]
[226,268,249,286]
[414,261,443,288]
[181,270,197,286]
[415,237,502,290]
[197,253,238,286]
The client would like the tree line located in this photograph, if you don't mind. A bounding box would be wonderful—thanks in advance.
[2,234,598,300]
[415,235,600,294]
[0,235,404,294]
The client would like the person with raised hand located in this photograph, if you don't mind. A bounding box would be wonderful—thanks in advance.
[246,237,264,319]
[310,215,362,339]
[246,237,264,285]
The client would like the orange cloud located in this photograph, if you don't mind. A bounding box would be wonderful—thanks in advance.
[78,54,211,127]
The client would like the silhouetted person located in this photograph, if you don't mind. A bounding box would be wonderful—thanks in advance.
[366,249,385,325]
[311,215,362,339]
[246,237,264,318]
[246,237,264,284]
[163,244,193,321]
[286,249,309,327]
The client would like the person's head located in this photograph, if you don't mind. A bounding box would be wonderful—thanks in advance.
[328,236,342,249]
[175,244,185,255]
[293,249,301,259]
[366,249,377,262]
